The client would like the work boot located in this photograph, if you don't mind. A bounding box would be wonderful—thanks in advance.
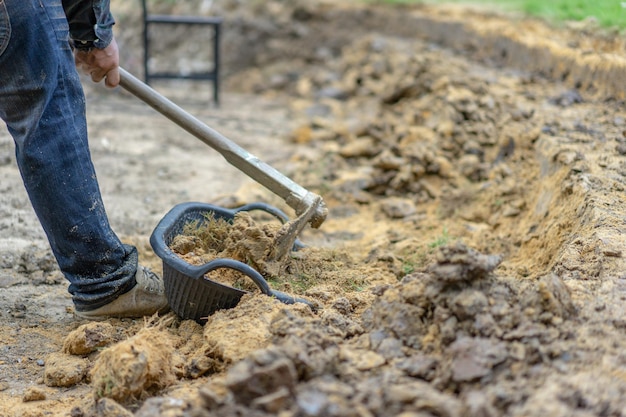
[75,266,169,320]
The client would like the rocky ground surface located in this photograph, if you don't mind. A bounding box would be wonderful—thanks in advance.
[2,1,626,416]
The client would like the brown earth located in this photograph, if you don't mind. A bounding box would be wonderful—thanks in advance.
[2,1,626,416]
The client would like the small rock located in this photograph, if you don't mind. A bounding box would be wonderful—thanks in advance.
[0,152,11,166]
[340,347,385,371]
[502,205,521,217]
[376,337,404,360]
[226,357,297,405]
[384,381,464,416]
[198,386,223,410]
[448,337,507,382]
[536,273,577,319]
[549,89,583,107]
[380,197,417,219]
[0,274,24,288]
[331,297,353,315]
[374,149,405,170]
[251,386,292,413]
[429,243,502,283]
[316,86,349,100]
[185,355,220,379]
[22,386,47,402]
[339,137,379,158]
[296,390,329,417]
[95,398,133,417]
[321,309,363,338]
[386,384,420,404]
[395,355,438,380]
[450,289,488,320]
[11,302,27,319]
[464,390,499,417]
[474,313,503,338]
[134,397,189,417]
[459,154,487,181]
[43,352,88,387]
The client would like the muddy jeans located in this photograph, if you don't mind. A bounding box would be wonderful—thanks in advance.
[0,0,137,311]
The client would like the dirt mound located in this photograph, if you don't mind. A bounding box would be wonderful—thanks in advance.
[144,243,584,416]
[123,4,626,413]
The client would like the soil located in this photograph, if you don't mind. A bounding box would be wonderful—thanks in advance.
[3,1,626,416]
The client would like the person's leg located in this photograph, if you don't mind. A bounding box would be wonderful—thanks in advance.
[0,0,165,315]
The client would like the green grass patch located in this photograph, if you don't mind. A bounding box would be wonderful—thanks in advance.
[399,227,454,276]
[428,227,451,249]
[370,0,626,28]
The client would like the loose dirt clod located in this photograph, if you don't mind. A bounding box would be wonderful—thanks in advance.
[90,324,176,403]
[63,322,116,355]
[43,352,88,388]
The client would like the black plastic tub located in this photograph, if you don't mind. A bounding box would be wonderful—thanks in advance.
[150,202,310,323]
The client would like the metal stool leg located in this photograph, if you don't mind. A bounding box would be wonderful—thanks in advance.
[213,23,221,106]
[141,0,222,105]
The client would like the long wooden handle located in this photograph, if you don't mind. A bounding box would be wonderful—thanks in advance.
[118,67,327,228]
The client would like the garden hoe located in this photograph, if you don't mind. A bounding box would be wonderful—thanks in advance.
[118,67,327,261]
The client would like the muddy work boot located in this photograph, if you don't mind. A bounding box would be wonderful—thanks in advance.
[75,266,169,320]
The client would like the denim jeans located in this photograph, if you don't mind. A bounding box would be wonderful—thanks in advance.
[0,0,136,311]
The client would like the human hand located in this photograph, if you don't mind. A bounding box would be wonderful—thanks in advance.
[74,38,120,88]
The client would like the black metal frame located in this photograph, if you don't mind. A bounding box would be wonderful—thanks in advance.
[141,0,222,105]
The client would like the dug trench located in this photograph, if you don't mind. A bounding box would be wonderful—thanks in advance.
[3,1,626,416]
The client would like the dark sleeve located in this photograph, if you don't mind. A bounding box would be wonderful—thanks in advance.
[61,0,115,50]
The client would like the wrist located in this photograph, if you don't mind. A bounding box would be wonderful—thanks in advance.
[71,39,95,51]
